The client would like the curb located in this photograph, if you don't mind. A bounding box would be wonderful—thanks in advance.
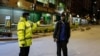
[0,32,53,41]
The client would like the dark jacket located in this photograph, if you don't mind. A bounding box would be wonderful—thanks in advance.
[53,20,70,42]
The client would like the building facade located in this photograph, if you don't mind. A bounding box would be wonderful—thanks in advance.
[0,0,69,25]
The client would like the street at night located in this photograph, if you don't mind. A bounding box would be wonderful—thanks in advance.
[1,0,100,56]
[0,25,100,56]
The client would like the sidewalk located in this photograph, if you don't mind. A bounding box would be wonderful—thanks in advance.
[0,32,53,41]
[0,25,94,41]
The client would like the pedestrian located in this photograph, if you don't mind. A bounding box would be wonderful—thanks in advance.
[53,13,70,56]
[17,12,33,56]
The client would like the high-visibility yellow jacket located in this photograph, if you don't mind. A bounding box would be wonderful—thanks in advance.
[36,21,40,26]
[32,23,37,30]
[17,17,33,47]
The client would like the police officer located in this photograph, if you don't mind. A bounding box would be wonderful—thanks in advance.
[17,12,33,56]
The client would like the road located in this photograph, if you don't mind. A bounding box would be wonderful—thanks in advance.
[0,25,100,56]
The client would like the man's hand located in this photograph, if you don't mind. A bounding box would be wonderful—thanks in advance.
[54,38,57,42]
[66,40,69,43]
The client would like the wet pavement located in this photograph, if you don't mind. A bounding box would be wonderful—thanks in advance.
[0,25,100,56]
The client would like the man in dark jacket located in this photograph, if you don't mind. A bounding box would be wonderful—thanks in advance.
[53,13,70,56]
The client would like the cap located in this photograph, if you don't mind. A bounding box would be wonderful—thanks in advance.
[22,12,29,17]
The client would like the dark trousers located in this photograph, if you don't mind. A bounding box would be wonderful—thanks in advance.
[19,46,30,56]
[57,41,68,56]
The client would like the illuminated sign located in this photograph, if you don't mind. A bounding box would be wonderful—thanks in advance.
[5,16,10,19]
[35,5,55,13]
[37,0,48,4]
[36,5,47,12]
[37,0,55,4]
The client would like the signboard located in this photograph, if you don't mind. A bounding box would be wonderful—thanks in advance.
[35,5,47,12]
[37,0,55,4]
[37,0,48,4]
[5,16,10,19]
[35,5,55,13]
[48,8,54,13]
[5,16,11,28]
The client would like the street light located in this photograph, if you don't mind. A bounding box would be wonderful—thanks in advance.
[94,1,97,4]
[17,1,22,7]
